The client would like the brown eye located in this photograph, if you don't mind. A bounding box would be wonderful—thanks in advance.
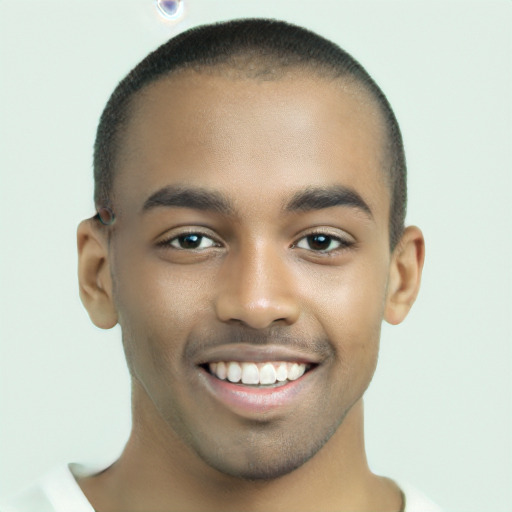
[296,234,347,252]
[169,234,217,250]
[308,235,332,251]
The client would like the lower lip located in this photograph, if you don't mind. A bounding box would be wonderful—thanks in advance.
[199,367,317,416]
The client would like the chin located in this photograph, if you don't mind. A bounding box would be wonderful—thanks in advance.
[213,456,308,482]
[192,425,336,482]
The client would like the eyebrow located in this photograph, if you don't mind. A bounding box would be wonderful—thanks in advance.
[285,185,373,218]
[141,184,373,219]
[142,185,234,215]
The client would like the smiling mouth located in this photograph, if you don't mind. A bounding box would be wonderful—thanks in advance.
[201,361,315,388]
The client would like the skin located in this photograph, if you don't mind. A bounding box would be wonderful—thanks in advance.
[77,69,424,511]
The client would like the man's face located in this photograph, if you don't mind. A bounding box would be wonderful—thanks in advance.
[109,70,392,480]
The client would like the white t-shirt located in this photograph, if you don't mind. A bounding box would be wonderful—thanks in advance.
[1,463,443,512]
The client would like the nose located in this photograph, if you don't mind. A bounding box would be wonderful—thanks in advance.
[214,243,301,329]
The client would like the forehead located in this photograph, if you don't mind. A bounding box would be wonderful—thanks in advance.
[114,69,390,223]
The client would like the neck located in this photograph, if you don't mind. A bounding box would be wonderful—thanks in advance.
[78,395,402,512]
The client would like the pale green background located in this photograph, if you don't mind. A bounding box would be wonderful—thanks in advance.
[0,1,511,510]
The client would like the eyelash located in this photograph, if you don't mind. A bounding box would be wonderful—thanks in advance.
[292,233,354,253]
[157,230,354,254]
[157,231,222,251]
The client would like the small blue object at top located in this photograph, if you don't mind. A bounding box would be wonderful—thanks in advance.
[156,0,183,19]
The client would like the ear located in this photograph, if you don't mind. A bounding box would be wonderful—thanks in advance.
[384,226,425,325]
[77,219,118,329]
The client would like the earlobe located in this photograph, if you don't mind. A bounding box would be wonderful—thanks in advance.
[384,226,425,325]
[77,219,118,329]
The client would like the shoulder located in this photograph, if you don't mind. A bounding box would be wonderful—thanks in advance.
[0,464,96,512]
[400,481,443,512]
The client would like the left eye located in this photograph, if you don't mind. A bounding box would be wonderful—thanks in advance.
[295,234,345,252]
[169,233,218,250]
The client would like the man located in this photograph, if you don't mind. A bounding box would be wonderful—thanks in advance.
[2,18,440,511]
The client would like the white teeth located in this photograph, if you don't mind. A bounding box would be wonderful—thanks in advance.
[227,361,242,383]
[209,361,308,385]
[275,362,288,382]
[216,361,227,380]
[287,363,302,381]
[259,363,277,385]
[241,363,259,385]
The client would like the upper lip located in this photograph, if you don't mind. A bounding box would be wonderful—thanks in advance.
[195,344,323,365]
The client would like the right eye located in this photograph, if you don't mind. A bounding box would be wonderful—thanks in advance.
[167,233,219,250]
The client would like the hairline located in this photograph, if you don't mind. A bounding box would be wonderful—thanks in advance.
[93,22,406,250]
[109,63,393,210]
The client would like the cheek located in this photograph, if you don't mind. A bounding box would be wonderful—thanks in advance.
[304,254,388,326]
[111,246,217,372]
[114,248,212,326]
[301,256,389,380]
